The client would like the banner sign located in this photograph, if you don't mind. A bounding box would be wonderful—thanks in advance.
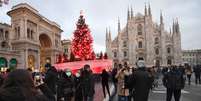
[54,59,113,74]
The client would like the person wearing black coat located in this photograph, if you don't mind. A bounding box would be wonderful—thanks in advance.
[74,69,83,101]
[163,66,185,101]
[44,66,58,94]
[82,64,95,101]
[193,65,201,84]
[0,73,4,87]
[0,69,54,101]
[58,69,75,101]
[127,60,154,101]
[101,69,110,98]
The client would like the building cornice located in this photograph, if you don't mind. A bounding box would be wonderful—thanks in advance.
[7,3,63,32]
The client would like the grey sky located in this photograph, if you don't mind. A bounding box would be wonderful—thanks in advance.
[0,0,201,53]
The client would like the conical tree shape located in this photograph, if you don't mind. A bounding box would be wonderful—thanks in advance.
[71,12,94,60]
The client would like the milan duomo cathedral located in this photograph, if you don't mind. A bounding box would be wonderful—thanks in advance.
[106,5,182,67]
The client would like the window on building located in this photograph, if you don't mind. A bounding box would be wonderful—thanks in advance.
[0,29,3,40]
[138,57,144,60]
[156,60,160,67]
[114,52,117,58]
[155,48,159,55]
[64,48,68,54]
[137,24,143,35]
[17,27,20,39]
[15,27,17,39]
[167,47,171,54]
[138,41,142,48]
[124,51,127,57]
[167,59,172,65]
[31,30,33,39]
[5,31,9,40]
[155,37,159,44]
[123,41,127,47]
[55,40,58,47]
[27,28,30,39]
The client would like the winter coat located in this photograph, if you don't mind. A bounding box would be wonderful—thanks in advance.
[193,66,201,76]
[115,69,129,96]
[0,86,49,101]
[163,68,185,90]
[82,71,95,97]
[44,68,58,94]
[59,75,75,97]
[0,74,4,87]
[101,70,109,85]
[74,77,83,101]
[37,83,56,101]
[111,68,118,83]
[128,68,154,101]
[185,67,192,75]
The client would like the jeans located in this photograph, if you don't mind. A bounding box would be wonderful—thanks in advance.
[102,83,110,98]
[187,74,191,85]
[118,95,128,101]
[195,74,201,84]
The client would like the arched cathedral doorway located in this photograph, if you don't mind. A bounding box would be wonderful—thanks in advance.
[39,34,52,72]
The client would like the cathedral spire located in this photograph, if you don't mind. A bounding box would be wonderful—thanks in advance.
[172,19,176,34]
[106,27,108,40]
[160,10,164,24]
[175,18,180,33]
[108,27,111,40]
[131,6,134,19]
[144,3,148,16]
[118,17,121,34]
[127,6,131,21]
[148,2,152,17]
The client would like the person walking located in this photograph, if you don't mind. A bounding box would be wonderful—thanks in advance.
[116,64,130,101]
[123,62,133,101]
[111,63,118,95]
[127,60,154,101]
[110,63,118,101]
[82,64,95,101]
[101,69,110,98]
[185,65,192,85]
[193,65,201,84]
[163,65,185,101]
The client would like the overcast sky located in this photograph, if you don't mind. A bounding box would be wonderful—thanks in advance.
[0,0,201,53]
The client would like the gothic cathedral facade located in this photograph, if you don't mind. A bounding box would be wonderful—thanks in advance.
[106,5,182,67]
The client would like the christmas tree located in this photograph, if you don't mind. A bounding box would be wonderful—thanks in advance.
[71,11,94,60]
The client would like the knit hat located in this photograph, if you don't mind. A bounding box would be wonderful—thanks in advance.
[136,60,145,68]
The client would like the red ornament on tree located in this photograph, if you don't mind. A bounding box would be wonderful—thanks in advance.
[71,11,94,60]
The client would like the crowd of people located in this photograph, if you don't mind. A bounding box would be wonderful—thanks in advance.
[0,64,95,101]
[0,61,201,101]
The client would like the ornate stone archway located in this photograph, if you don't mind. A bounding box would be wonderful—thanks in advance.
[39,34,52,71]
